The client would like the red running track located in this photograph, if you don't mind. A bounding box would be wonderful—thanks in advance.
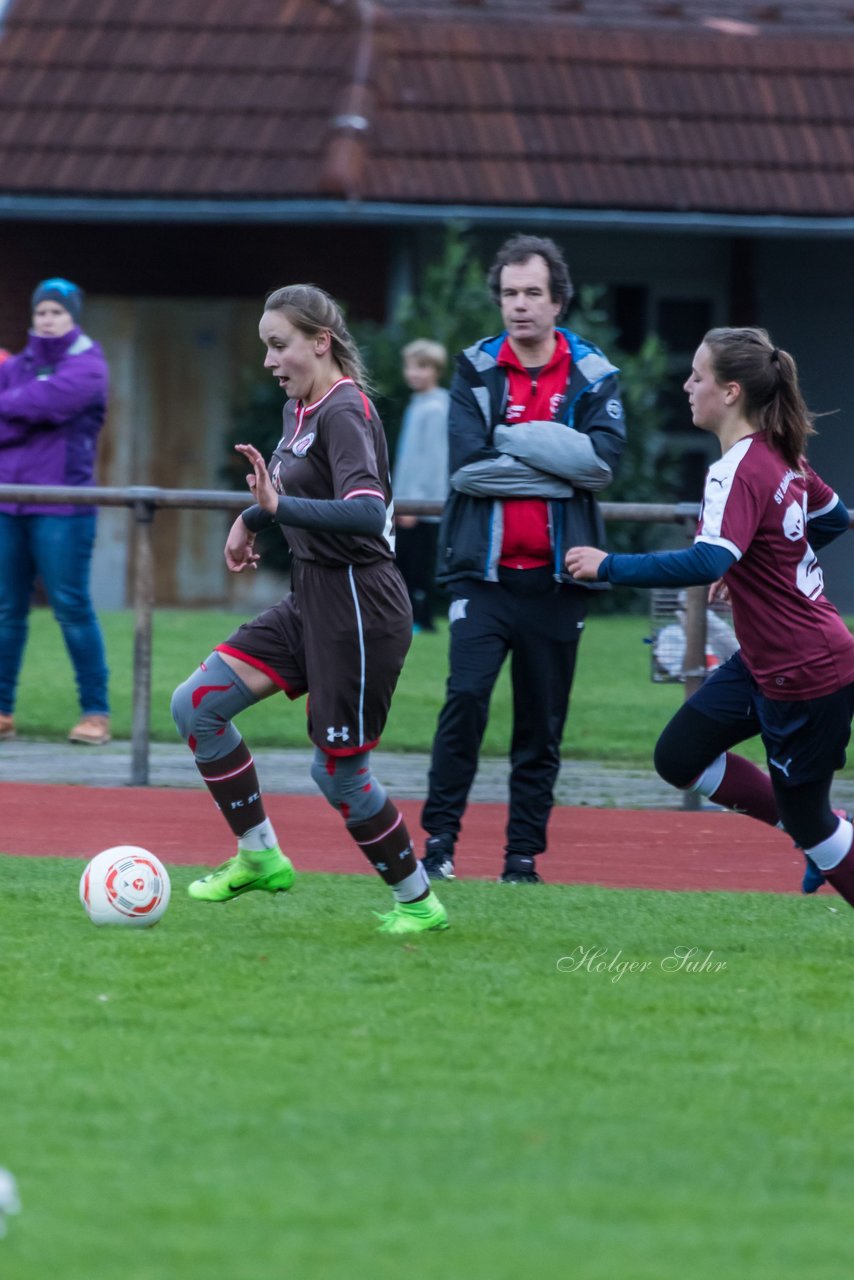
[0,781,823,894]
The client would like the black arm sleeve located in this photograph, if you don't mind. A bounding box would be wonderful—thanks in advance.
[263,494,386,536]
[808,498,850,551]
[240,504,277,534]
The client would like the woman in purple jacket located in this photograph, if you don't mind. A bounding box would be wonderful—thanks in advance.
[0,278,111,744]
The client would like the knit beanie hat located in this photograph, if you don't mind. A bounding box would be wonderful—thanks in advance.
[30,277,83,324]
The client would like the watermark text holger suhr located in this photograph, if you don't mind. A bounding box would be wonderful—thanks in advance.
[557,945,727,983]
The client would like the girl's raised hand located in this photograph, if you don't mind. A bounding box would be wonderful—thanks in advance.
[234,442,277,514]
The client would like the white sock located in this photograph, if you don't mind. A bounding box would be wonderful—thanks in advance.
[392,862,431,903]
[238,818,279,856]
[805,818,854,872]
[687,753,726,797]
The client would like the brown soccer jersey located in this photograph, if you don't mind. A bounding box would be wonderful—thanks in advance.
[218,378,412,753]
[268,378,395,567]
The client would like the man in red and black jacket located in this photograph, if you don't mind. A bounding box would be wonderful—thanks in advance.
[421,234,626,884]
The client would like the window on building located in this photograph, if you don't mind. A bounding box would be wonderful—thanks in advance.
[607,283,723,501]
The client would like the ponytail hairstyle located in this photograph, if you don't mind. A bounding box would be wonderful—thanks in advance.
[703,326,815,469]
[264,284,372,393]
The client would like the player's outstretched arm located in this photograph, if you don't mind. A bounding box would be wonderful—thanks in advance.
[566,541,736,588]
[234,441,386,536]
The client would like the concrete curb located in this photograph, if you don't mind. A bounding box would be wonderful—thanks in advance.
[3,739,853,812]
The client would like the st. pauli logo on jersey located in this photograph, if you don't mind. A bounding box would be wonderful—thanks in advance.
[292,433,316,458]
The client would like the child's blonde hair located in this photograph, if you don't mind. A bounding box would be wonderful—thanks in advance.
[402,338,447,374]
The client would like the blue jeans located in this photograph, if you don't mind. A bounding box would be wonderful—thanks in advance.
[0,513,110,715]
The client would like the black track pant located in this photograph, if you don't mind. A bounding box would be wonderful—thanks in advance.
[422,572,587,857]
[395,520,440,631]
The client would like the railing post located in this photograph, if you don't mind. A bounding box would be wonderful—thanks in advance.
[130,501,156,787]
[680,515,708,810]
[682,585,709,700]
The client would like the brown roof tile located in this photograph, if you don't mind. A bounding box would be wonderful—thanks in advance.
[0,0,853,215]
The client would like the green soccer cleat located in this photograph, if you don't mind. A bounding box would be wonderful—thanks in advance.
[375,891,449,936]
[188,850,295,902]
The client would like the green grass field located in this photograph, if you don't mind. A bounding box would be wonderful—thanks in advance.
[18,605,853,771]
[1,856,852,1280]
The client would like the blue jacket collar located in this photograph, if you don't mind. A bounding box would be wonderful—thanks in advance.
[466,327,618,384]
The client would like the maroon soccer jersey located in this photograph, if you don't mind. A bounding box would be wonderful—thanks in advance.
[268,378,395,566]
[695,431,854,698]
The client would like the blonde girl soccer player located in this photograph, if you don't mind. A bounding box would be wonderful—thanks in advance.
[171,285,448,936]
[567,327,854,909]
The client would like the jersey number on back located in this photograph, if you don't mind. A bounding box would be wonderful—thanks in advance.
[784,497,824,600]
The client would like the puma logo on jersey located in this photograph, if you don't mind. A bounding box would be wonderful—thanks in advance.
[292,432,316,458]
[769,755,794,778]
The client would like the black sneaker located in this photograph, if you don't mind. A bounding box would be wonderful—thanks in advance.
[801,856,826,895]
[499,854,543,884]
[422,835,456,881]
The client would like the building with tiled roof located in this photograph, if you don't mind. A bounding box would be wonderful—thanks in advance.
[1,0,852,605]
[2,0,853,218]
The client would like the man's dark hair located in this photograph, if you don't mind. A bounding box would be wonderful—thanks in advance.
[486,234,574,317]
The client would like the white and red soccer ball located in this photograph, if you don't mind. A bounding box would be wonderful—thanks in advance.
[79,846,171,927]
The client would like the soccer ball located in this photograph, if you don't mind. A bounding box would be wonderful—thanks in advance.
[79,846,171,927]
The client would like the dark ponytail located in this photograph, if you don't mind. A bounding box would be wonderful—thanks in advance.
[703,327,814,469]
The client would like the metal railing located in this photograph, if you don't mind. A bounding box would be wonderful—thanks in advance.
[0,482,771,785]
[2,483,270,784]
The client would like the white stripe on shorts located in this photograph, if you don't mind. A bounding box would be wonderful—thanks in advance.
[347,565,367,746]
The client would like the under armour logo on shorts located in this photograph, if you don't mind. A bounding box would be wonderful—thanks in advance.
[327,725,351,743]
[449,599,468,625]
